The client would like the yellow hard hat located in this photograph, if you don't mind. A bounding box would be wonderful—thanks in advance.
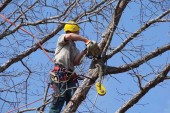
[64,21,80,32]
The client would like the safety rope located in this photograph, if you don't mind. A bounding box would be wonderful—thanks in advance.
[0,14,55,63]
[0,14,55,112]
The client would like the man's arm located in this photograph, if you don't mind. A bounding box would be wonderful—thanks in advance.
[64,33,90,44]
[73,49,87,66]
[64,33,90,65]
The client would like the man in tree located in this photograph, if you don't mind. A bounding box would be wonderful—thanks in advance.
[49,21,91,113]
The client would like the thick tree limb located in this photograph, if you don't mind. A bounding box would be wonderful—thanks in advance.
[0,0,12,12]
[63,68,99,113]
[102,0,130,57]
[105,43,170,74]
[99,0,130,57]
[0,24,22,40]
[115,63,170,113]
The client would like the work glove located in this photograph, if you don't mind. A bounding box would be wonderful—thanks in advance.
[86,40,101,58]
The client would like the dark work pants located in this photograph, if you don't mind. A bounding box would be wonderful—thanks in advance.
[49,80,77,113]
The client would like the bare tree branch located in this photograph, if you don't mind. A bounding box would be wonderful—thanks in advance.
[100,0,130,58]
[115,63,170,113]
[106,8,170,60]
[0,0,39,40]
[106,43,170,74]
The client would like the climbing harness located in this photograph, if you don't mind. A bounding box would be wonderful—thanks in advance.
[50,64,81,83]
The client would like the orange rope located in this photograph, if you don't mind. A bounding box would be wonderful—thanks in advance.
[6,93,52,113]
[0,14,55,63]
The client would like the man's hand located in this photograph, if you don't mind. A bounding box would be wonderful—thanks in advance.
[86,40,101,58]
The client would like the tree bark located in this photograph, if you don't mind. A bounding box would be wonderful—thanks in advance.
[63,69,99,113]
[0,0,12,12]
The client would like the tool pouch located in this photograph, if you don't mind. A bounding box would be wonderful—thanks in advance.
[50,65,81,83]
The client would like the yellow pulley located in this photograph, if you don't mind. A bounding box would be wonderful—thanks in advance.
[95,82,106,96]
